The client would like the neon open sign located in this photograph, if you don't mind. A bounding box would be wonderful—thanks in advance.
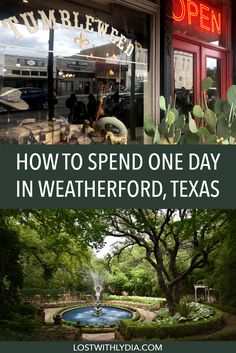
[173,0,222,36]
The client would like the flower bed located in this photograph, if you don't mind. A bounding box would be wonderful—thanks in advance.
[155,302,214,324]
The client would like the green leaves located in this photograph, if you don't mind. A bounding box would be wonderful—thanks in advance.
[189,113,199,133]
[230,117,236,138]
[215,99,230,117]
[204,109,217,130]
[217,116,231,140]
[201,76,213,92]
[166,111,176,126]
[149,83,236,145]
[154,126,162,144]
[144,116,155,137]
[227,85,236,107]
[206,134,217,144]
[193,105,204,119]
[159,118,168,137]
[159,96,166,111]
[174,115,185,129]
[198,127,212,144]
[174,128,182,144]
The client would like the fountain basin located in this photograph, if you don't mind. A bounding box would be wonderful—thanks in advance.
[61,306,133,326]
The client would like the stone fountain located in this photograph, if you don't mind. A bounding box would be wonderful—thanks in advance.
[93,284,103,316]
[61,271,133,326]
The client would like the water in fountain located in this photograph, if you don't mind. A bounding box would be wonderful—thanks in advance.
[90,272,104,316]
[62,270,132,326]
[90,271,104,296]
[62,306,132,326]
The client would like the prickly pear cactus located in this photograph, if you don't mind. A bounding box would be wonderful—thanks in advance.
[144,96,185,145]
[145,77,236,145]
[189,78,236,144]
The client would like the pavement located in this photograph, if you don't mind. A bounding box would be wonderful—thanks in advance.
[44,308,60,323]
[82,333,115,341]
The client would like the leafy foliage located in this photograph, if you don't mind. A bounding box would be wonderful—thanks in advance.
[107,295,165,306]
[105,246,160,296]
[0,224,23,305]
[155,303,213,325]
[0,302,39,334]
[99,209,229,315]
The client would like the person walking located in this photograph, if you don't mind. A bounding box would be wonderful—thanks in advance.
[65,93,77,123]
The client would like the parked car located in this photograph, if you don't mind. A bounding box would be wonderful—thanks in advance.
[0,87,49,113]
[18,87,48,110]
[103,81,145,127]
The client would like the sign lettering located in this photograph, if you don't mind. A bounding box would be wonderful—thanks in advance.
[0,9,134,56]
[173,0,222,36]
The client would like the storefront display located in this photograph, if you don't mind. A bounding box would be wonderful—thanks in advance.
[0,0,160,144]
[0,0,235,144]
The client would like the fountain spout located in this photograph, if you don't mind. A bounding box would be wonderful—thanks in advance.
[95,286,101,302]
[93,302,103,316]
[93,286,103,316]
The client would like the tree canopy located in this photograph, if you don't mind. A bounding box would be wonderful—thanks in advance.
[98,209,229,314]
[0,208,234,316]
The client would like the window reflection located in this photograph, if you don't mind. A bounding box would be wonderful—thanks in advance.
[206,57,221,110]
[174,50,194,115]
[0,2,151,144]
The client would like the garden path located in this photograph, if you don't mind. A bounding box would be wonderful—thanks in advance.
[199,313,236,339]
[44,308,59,323]
[222,313,236,331]
[138,308,156,321]
[82,333,115,341]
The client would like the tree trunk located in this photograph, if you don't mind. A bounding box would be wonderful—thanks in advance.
[166,294,176,316]
[156,273,177,316]
[172,282,181,306]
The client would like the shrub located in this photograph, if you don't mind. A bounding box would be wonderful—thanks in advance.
[155,308,169,319]
[119,307,224,340]
[107,295,166,306]
[209,304,236,316]
[133,310,141,321]
[177,302,192,318]
[180,295,194,304]
[155,303,214,325]
[0,302,39,334]
[19,288,65,300]
[0,328,34,341]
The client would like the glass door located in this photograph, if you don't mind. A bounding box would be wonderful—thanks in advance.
[202,48,227,109]
[173,39,200,115]
[174,39,228,115]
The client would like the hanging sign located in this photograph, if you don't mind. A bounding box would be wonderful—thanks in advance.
[173,0,222,41]
[0,9,134,56]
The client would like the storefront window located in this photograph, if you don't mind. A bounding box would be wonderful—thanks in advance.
[0,0,154,144]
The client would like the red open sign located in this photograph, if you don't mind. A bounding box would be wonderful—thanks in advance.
[173,0,222,40]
